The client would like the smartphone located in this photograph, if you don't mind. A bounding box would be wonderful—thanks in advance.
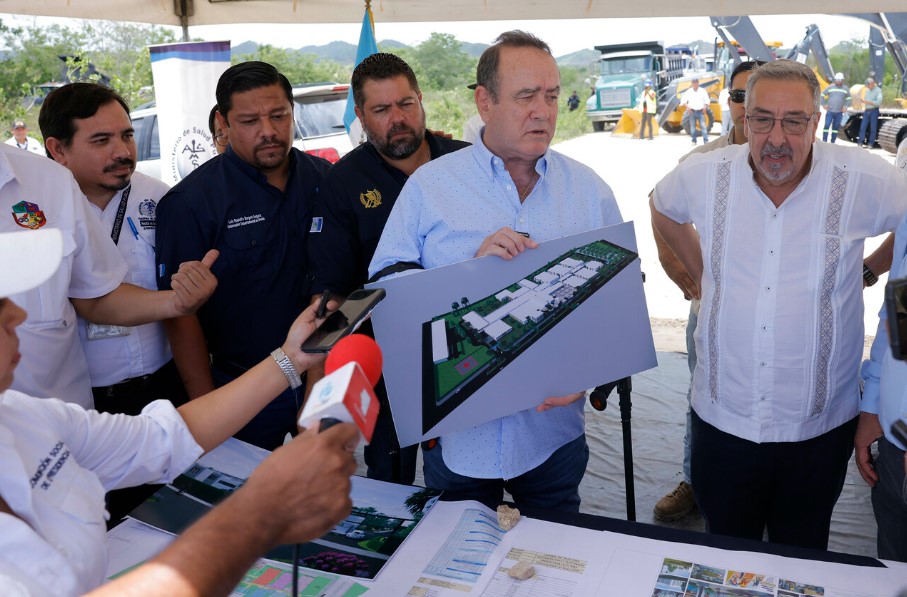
[884,277,907,360]
[301,288,386,353]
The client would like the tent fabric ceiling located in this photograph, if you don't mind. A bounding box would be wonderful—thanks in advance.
[1,0,906,26]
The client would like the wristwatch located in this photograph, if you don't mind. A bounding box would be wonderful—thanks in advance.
[271,347,303,389]
[863,263,879,287]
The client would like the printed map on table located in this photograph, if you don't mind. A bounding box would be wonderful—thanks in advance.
[129,439,441,581]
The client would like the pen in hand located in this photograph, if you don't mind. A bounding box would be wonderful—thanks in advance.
[316,290,331,319]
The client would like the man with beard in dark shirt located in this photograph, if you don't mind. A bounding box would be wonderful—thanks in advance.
[308,53,469,482]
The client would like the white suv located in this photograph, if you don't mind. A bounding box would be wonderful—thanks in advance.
[133,83,353,181]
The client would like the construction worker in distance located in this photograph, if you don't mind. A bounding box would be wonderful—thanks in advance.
[679,77,711,145]
[638,79,656,140]
[821,72,850,143]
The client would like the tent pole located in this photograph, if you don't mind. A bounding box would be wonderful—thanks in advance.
[176,0,190,41]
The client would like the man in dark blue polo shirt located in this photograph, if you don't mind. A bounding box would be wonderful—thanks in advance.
[156,61,331,450]
[308,53,469,482]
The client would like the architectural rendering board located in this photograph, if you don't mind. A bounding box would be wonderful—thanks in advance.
[367,222,657,447]
[421,239,638,434]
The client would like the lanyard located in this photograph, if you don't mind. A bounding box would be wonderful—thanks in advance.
[110,184,132,245]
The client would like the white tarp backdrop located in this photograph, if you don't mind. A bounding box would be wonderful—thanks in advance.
[1,1,906,28]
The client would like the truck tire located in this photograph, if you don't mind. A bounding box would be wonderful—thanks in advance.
[682,108,715,137]
[661,122,683,134]
[592,120,605,133]
[878,118,907,154]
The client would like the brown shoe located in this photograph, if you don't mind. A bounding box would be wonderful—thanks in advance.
[653,481,696,521]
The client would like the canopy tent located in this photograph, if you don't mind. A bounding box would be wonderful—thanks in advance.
[2,0,906,28]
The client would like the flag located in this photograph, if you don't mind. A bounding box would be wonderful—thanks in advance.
[150,41,230,185]
[344,7,378,145]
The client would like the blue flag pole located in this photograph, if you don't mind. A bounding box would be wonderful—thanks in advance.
[343,6,379,142]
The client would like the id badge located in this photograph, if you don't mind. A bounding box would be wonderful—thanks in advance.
[87,323,131,340]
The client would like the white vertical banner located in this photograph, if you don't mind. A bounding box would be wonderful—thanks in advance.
[149,41,231,186]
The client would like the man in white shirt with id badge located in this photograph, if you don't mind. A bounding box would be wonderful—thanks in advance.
[40,83,199,522]
[40,82,189,417]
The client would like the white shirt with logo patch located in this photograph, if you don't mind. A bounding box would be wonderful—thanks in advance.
[78,172,173,386]
[0,143,128,407]
[0,390,202,596]
[4,135,44,155]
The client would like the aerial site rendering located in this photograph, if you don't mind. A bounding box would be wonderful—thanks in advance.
[421,239,638,433]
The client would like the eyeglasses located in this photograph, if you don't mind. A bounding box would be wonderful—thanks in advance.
[728,89,746,104]
[214,132,228,146]
[745,113,815,134]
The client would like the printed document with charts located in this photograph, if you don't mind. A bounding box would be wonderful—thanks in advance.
[374,500,907,597]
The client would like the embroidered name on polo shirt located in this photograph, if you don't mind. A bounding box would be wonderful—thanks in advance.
[11,200,47,229]
[30,441,70,490]
[227,213,266,229]
[138,198,157,229]
[360,189,382,209]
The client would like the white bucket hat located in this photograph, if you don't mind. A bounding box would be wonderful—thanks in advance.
[0,229,63,297]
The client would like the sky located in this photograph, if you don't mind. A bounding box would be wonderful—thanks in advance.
[0,13,876,58]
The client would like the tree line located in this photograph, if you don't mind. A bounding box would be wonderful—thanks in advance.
[0,19,594,143]
[11,19,890,144]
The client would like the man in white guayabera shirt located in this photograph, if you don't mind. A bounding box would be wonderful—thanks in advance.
[651,59,907,550]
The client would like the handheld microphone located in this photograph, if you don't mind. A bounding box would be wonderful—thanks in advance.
[298,334,382,442]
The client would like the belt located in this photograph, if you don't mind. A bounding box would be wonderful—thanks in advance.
[95,361,174,398]
[210,354,251,379]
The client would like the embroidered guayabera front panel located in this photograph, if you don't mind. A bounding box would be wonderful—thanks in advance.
[707,161,732,402]
[812,166,848,416]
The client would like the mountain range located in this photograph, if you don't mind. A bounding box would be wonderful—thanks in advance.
[231,38,830,69]
[231,39,599,68]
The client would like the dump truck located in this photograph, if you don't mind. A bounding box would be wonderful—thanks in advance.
[585,41,684,132]
[656,15,785,136]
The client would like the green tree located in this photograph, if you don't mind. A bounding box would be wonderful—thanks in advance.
[76,20,179,108]
[0,19,179,129]
[829,37,871,88]
[0,20,86,134]
[404,488,439,516]
[828,36,907,106]
[395,33,476,91]
[233,45,351,86]
[0,21,81,100]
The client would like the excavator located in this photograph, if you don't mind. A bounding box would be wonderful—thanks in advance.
[615,13,907,154]
[739,13,907,153]
[840,13,907,153]
[655,16,829,137]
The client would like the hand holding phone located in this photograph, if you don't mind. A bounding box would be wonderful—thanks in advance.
[301,288,386,353]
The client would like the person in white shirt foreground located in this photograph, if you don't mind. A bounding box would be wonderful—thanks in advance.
[0,228,357,597]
